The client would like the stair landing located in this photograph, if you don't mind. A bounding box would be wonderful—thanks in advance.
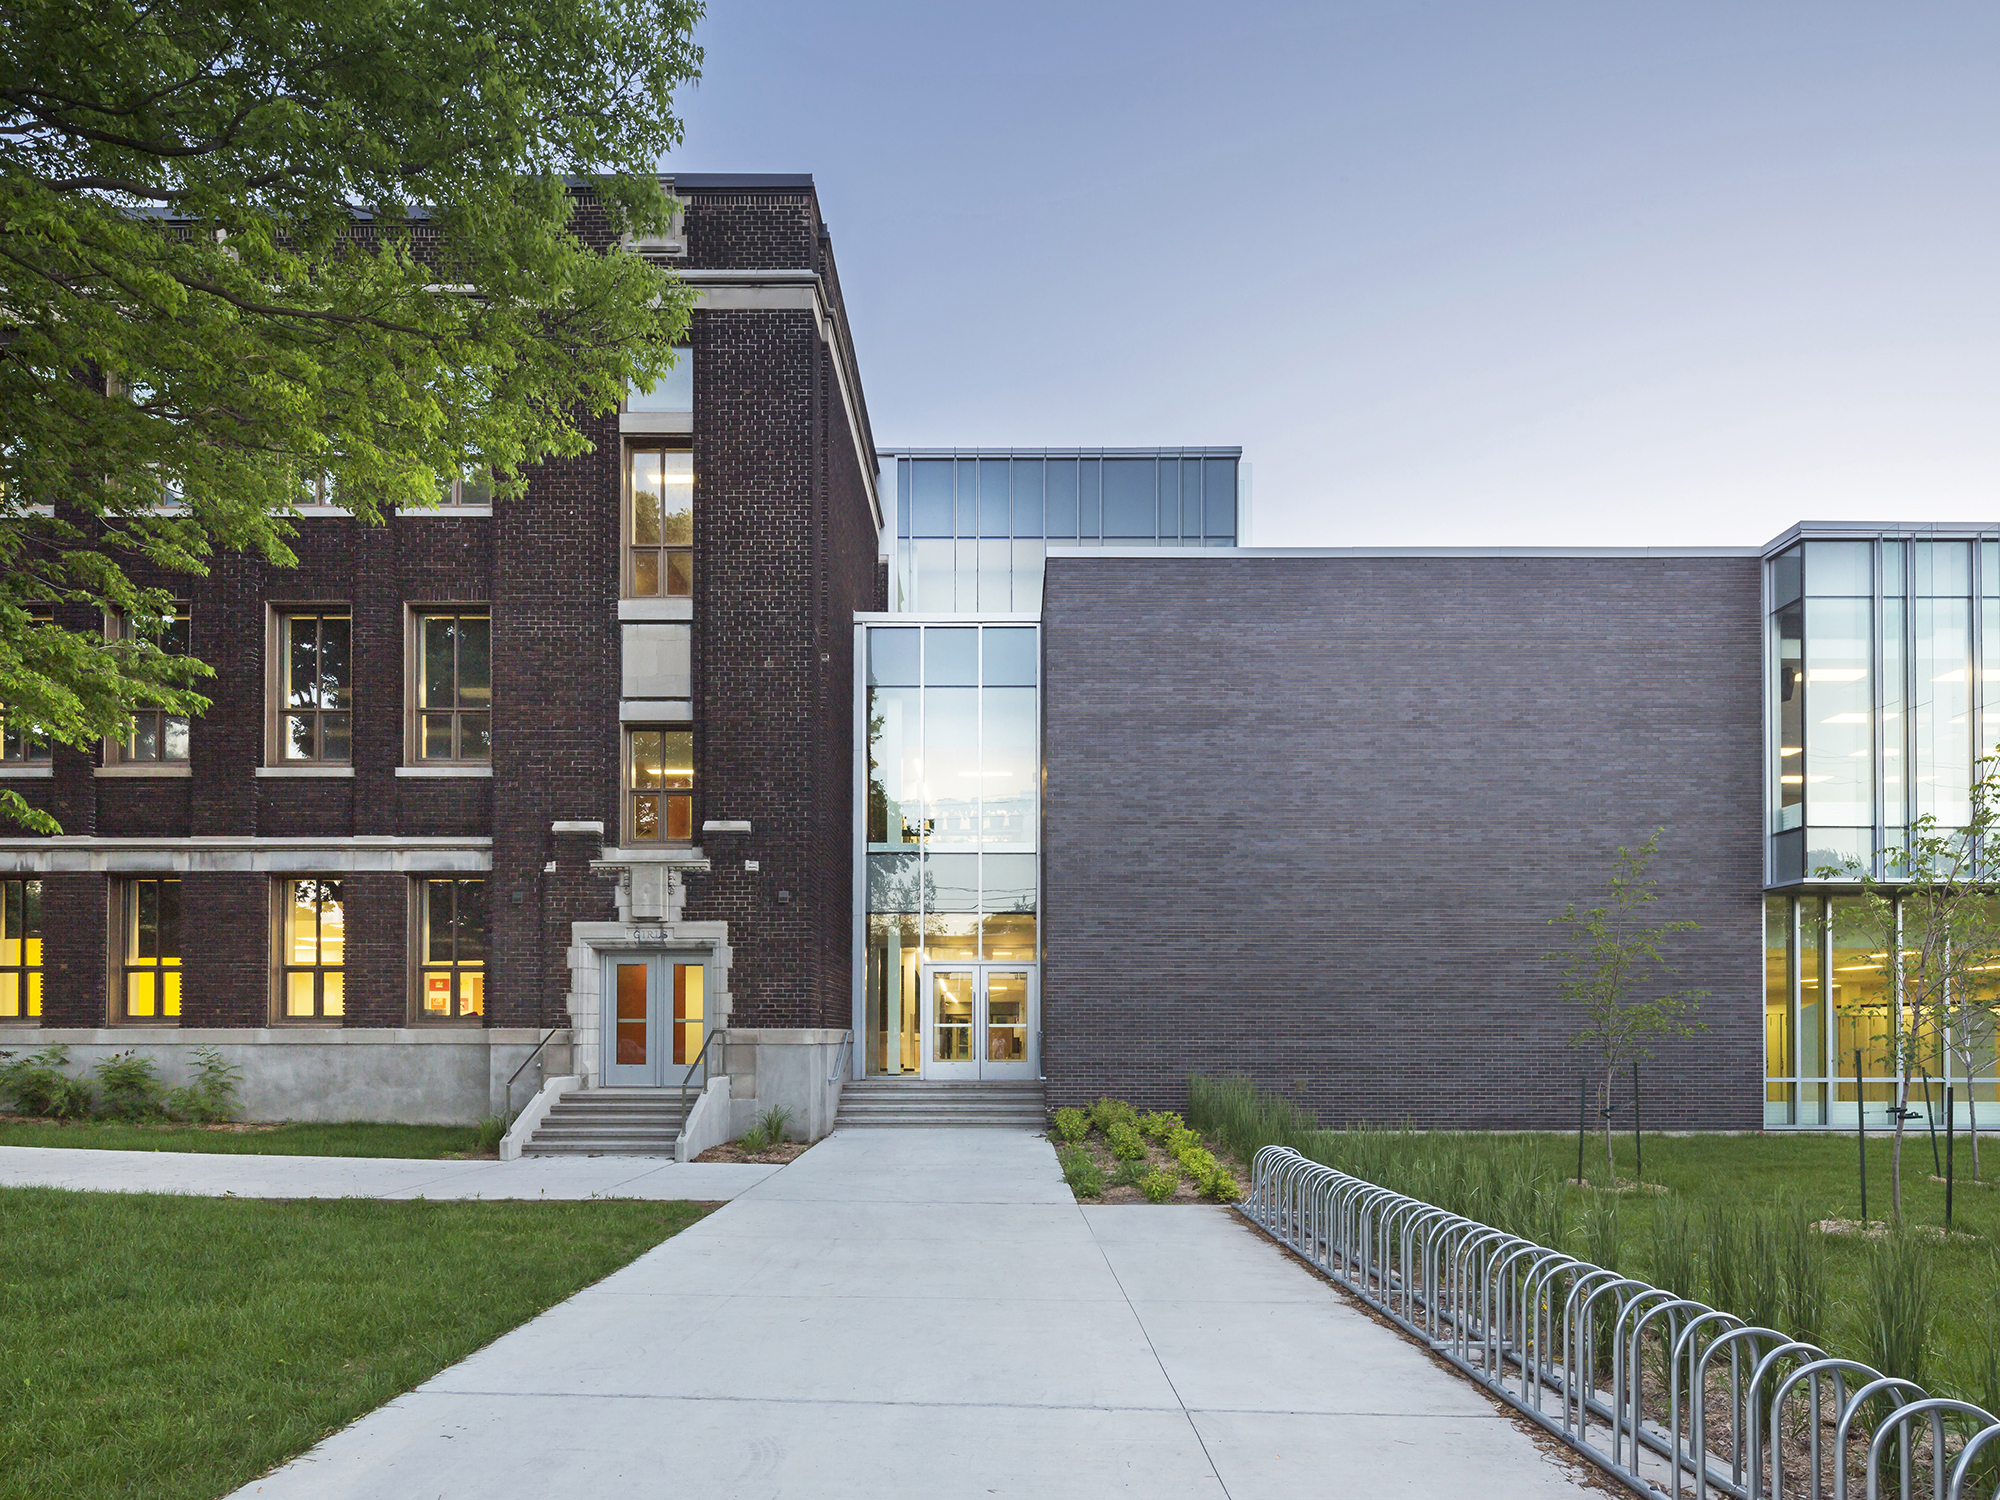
[836,1078,1046,1130]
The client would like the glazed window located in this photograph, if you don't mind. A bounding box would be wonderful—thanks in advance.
[0,879,42,1020]
[108,604,191,764]
[280,878,344,1020]
[3,608,54,765]
[439,464,492,507]
[625,446,693,598]
[276,611,352,762]
[411,610,491,763]
[118,877,182,1021]
[626,727,693,844]
[418,878,485,1021]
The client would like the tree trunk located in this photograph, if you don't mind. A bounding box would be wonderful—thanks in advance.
[1602,1065,1617,1184]
[1891,1067,1908,1225]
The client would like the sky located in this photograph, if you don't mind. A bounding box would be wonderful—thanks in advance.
[664,2,2000,549]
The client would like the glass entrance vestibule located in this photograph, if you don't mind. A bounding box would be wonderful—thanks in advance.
[855,619,1041,1079]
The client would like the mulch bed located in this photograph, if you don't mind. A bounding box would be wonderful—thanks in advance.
[1052,1129,1221,1204]
[693,1140,812,1165]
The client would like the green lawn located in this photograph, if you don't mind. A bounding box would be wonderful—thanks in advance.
[0,1117,493,1157]
[0,1190,707,1499]
[1187,1076,2000,1406]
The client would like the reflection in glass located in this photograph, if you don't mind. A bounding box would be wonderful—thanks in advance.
[923,686,979,848]
[981,687,1037,844]
[1803,540,1871,596]
[979,459,1010,538]
[1771,603,1803,832]
[982,912,1036,960]
[1764,897,1792,1125]
[1913,597,1971,827]
[866,913,921,1073]
[629,728,693,843]
[673,963,702,1066]
[921,913,979,961]
[924,854,980,912]
[983,628,1038,687]
[932,970,974,1061]
[981,853,1037,912]
[866,686,922,846]
[986,970,1027,1062]
[1804,597,1871,829]
[978,539,1011,611]
[1830,896,1898,1104]
[283,877,344,1018]
[123,877,182,1020]
[1914,540,1971,597]
[1011,461,1044,537]
[1044,461,1079,538]
[1203,458,1236,537]
[421,878,485,1019]
[867,629,920,687]
[912,460,953,536]
[1101,459,1154,537]
[616,962,647,1065]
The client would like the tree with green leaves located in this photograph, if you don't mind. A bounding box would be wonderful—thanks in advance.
[0,0,702,832]
[1549,829,1708,1183]
[1821,756,2000,1218]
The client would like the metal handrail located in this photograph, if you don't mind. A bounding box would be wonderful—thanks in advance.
[1240,1145,2000,1500]
[678,1027,719,1117]
[502,1027,562,1118]
[827,1029,854,1084]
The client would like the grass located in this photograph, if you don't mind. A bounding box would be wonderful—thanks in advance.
[1188,1073,2000,1405]
[0,1116,495,1158]
[0,1189,708,1500]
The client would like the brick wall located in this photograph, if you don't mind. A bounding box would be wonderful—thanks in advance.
[1040,553,1765,1130]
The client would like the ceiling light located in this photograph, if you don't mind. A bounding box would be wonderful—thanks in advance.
[1807,668,1867,683]
[1822,713,1871,724]
[1781,775,1804,785]
[1781,746,1803,757]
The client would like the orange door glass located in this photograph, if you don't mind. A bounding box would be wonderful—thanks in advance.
[616,962,648,1065]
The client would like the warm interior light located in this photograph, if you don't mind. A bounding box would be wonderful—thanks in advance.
[1780,746,1802,757]
[1781,775,1804,785]
[1931,669,1967,683]
[1807,668,1868,683]
[1822,712,1871,724]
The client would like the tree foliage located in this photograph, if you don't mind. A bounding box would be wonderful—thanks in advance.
[1549,829,1708,1182]
[0,0,702,830]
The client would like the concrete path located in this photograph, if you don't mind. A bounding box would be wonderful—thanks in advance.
[224,1128,1599,1499]
[0,1144,777,1200]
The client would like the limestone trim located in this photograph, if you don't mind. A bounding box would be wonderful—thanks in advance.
[563,919,733,1088]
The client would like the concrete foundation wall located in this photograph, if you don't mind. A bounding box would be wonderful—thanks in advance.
[0,1027,567,1124]
[1041,552,1766,1131]
[721,1028,849,1140]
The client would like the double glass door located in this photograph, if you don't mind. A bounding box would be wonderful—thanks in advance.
[602,955,706,1087]
[921,965,1036,1080]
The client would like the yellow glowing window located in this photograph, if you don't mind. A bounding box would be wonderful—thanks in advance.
[420,879,485,1021]
[628,728,694,844]
[627,447,693,598]
[121,878,181,1021]
[281,878,344,1019]
[0,879,42,1020]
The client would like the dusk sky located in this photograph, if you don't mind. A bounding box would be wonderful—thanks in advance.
[666,3,2000,549]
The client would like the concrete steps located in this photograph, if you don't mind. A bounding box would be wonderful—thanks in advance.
[521,1087,689,1157]
[837,1079,1046,1130]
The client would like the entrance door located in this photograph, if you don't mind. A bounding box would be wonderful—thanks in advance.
[920,965,1037,1080]
[601,955,706,1087]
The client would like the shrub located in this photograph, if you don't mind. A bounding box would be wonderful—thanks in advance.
[164,1046,243,1124]
[741,1105,794,1153]
[1650,1197,1700,1302]
[1058,1145,1103,1199]
[1090,1096,1138,1135]
[1778,1196,1826,1350]
[1052,1107,1088,1145]
[1864,1231,1937,1387]
[1106,1122,1147,1161]
[1140,1165,1177,1203]
[0,1046,93,1119]
[94,1051,165,1121]
[1171,1143,1240,1202]
[1112,1156,1146,1189]
[1139,1110,1184,1143]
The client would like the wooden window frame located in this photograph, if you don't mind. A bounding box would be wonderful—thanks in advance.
[112,876,182,1024]
[622,442,694,600]
[623,725,694,847]
[273,876,345,1023]
[405,606,492,766]
[268,607,353,765]
[103,604,192,767]
[411,877,486,1023]
[0,877,43,1022]
[2,609,55,765]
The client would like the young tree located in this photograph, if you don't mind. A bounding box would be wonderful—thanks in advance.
[1549,829,1709,1183]
[0,0,702,832]
[1822,756,2000,1215]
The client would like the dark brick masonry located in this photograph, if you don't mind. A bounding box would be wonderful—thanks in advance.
[1040,553,1765,1130]
[15,178,881,1039]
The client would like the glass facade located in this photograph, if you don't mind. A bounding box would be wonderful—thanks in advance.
[881,449,1241,613]
[1766,533,1997,883]
[1762,890,1998,1127]
[861,622,1038,1074]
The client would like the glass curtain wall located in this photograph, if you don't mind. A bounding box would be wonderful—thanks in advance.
[1767,535,1989,882]
[1763,890,1998,1127]
[886,451,1239,613]
[862,623,1038,1075]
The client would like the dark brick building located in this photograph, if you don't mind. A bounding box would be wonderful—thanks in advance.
[0,174,881,1126]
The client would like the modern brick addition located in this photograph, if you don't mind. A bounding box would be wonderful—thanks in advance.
[1040,551,1765,1130]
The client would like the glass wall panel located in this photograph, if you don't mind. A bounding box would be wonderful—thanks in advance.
[1101,459,1153,537]
[924,854,979,912]
[868,629,920,686]
[865,913,920,1074]
[1799,895,1825,1082]
[983,913,1036,961]
[1985,597,2000,774]
[1913,596,1972,827]
[955,538,979,598]
[1203,458,1237,539]
[1772,603,1804,832]
[1044,461,1079,538]
[1011,541,1044,613]
[1883,539,1906,596]
[896,462,911,538]
[982,627,1039,686]
[1765,896,1793,1124]
[978,459,1011,538]
[981,687,1038,844]
[1915,540,1971,597]
[1804,597,1872,832]
[867,852,921,910]
[955,459,979,535]
[1077,459,1101,538]
[915,540,955,611]
[1770,546,1803,608]
[978,539,1012,611]
[922,686,979,847]
[1804,540,1871,596]
[1830,895,1898,1104]
[1181,462,1202,541]
[912,461,953,536]
[924,628,978,686]
[1156,459,1181,539]
[866,686,922,846]
[1011,460,1045,538]
[1884,598,1906,838]
[982,853,1037,911]
[922,913,979,961]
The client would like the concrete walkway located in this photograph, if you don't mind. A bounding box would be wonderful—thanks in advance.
[224,1128,1599,1499]
[0,1144,777,1200]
